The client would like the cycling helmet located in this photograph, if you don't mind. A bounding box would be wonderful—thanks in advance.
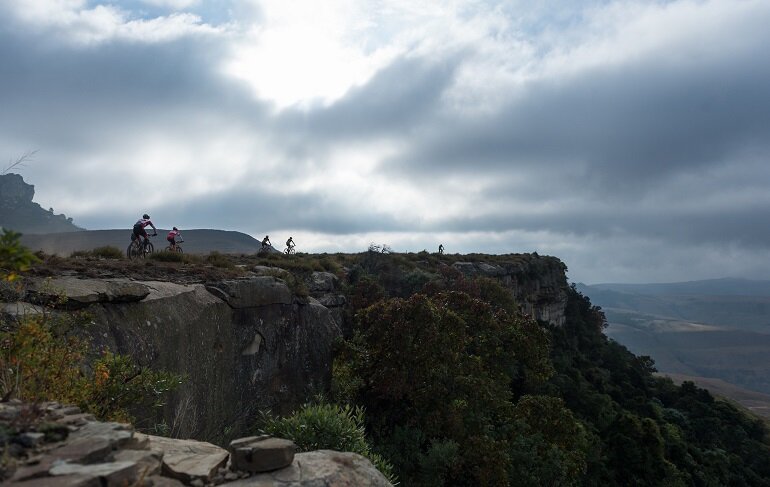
[173,227,178,231]
[143,214,150,219]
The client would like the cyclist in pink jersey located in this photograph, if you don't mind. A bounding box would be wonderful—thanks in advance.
[132,214,157,242]
[167,227,182,251]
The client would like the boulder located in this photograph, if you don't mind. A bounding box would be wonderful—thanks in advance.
[206,277,292,308]
[221,450,392,486]
[1,302,45,321]
[229,436,296,473]
[136,434,229,484]
[309,272,338,293]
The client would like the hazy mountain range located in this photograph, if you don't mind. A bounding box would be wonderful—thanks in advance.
[578,279,770,411]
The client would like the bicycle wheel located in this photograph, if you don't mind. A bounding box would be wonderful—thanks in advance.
[143,241,154,257]
[127,241,140,259]
[176,246,183,254]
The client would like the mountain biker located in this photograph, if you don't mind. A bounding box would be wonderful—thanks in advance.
[261,235,271,249]
[438,244,444,255]
[167,227,182,251]
[286,237,295,253]
[133,214,157,243]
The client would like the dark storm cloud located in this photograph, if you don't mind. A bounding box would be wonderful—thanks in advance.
[0,20,266,152]
[80,188,405,235]
[383,50,770,193]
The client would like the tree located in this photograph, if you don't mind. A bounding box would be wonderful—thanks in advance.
[336,291,553,486]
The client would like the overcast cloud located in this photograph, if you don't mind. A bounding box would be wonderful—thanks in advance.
[2,0,769,284]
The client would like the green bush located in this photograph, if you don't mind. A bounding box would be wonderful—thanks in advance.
[207,251,234,269]
[92,246,123,259]
[0,229,39,281]
[0,317,181,422]
[149,251,185,263]
[261,402,396,483]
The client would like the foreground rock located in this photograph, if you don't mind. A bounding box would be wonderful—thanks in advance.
[229,436,295,473]
[224,450,393,487]
[2,401,392,487]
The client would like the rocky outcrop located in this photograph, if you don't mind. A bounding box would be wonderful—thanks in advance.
[452,255,569,326]
[2,253,569,446]
[226,450,393,487]
[0,173,82,234]
[307,272,346,334]
[10,276,342,443]
[1,401,392,486]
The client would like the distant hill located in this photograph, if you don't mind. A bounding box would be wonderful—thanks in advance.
[663,373,770,421]
[0,173,83,234]
[575,281,770,331]
[21,229,265,255]
[577,280,770,396]
[589,277,770,296]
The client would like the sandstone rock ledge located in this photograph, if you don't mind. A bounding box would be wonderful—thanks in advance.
[2,401,392,487]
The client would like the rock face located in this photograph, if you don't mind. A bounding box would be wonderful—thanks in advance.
[3,254,569,446]
[14,276,342,443]
[0,173,82,234]
[1,401,391,487]
[452,255,570,326]
[307,272,347,336]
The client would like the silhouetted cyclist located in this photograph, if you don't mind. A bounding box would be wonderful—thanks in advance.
[261,235,272,250]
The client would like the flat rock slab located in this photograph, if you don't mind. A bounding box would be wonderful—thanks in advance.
[136,433,229,483]
[27,278,150,308]
[229,436,295,472]
[67,421,133,448]
[49,460,138,485]
[221,450,393,486]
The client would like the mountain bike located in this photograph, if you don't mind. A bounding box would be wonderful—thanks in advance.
[127,233,156,259]
[284,245,296,255]
[165,240,184,253]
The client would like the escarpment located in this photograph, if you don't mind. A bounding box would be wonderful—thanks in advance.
[450,256,569,326]
[10,276,342,443]
[2,252,569,444]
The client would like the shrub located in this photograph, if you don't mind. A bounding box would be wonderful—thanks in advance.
[0,229,39,281]
[0,317,181,422]
[261,401,396,484]
[150,251,185,263]
[71,246,124,259]
[90,246,124,259]
[207,251,234,269]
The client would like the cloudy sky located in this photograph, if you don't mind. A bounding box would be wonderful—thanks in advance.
[2,0,769,284]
